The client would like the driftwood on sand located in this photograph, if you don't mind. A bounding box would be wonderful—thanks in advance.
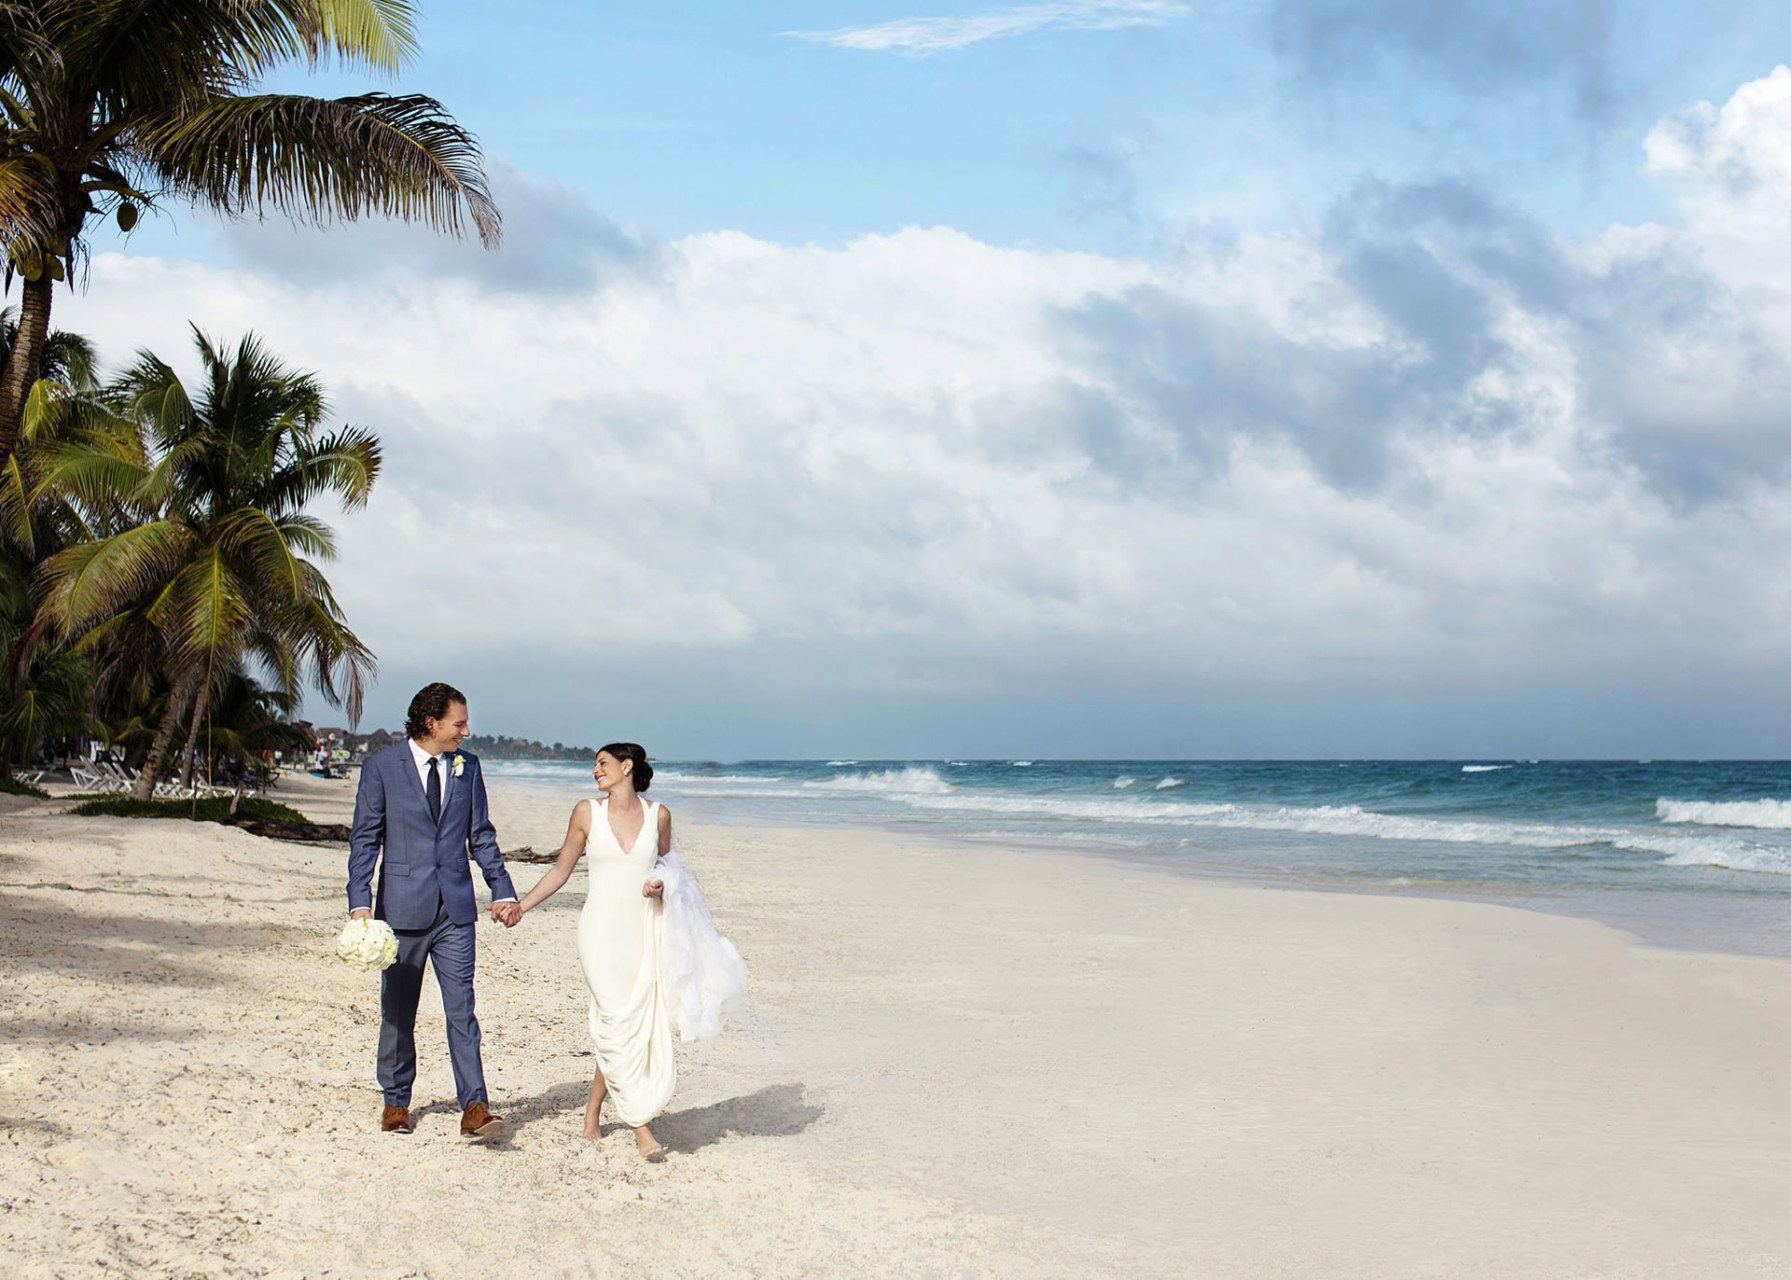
[226,815,549,871]
[494,844,556,863]
[226,816,352,843]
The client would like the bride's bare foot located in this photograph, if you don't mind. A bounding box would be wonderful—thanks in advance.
[633,1125,667,1162]
[583,1090,607,1141]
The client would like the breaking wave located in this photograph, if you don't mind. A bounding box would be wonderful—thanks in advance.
[656,772,785,784]
[1654,840,1791,875]
[1656,798,1791,830]
[805,766,953,795]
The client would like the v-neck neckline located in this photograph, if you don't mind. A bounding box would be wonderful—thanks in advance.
[603,796,650,853]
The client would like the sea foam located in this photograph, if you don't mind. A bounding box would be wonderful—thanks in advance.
[1652,838,1791,876]
[898,793,1620,850]
[1656,798,1791,830]
[806,766,953,795]
[656,772,785,785]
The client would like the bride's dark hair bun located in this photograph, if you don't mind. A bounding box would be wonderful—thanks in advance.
[600,742,653,792]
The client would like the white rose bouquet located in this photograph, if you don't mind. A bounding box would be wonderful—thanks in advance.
[335,917,399,972]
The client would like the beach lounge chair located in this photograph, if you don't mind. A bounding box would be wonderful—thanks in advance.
[69,765,110,791]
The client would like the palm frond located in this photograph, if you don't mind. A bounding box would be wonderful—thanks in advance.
[0,449,31,553]
[213,504,315,601]
[281,0,420,75]
[153,543,253,674]
[39,518,196,635]
[27,442,152,516]
[269,511,334,560]
[283,581,373,724]
[265,423,380,512]
[141,91,501,246]
[52,0,309,109]
[0,152,62,252]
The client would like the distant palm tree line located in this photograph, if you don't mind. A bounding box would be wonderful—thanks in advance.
[0,1,500,796]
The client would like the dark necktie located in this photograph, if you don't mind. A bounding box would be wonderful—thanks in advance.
[427,756,442,823]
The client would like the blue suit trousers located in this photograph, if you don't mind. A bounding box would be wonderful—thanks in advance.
[378,898,487,1109]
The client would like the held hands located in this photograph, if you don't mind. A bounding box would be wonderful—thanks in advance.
[489,900,522,928]
[643,879,664,900]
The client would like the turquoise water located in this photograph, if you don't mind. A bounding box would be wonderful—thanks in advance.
[484,759,1791,957]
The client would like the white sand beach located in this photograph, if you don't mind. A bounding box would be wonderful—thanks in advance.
[3,773,1791,1277]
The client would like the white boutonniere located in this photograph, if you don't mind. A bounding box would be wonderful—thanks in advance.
[451,754,466,777]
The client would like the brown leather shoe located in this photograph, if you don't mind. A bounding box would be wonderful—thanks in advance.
[460,1101,505,1137]
[381,1105,413,1134]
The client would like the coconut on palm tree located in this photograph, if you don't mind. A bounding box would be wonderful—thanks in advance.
[39,325,378,799]
[0,0,500,470]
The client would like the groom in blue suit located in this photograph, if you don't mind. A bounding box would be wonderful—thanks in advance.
[347,682,518,1137]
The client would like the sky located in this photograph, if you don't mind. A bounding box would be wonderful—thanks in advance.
[49,1,1791,757]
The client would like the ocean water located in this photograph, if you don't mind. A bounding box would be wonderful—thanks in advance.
[482,759,1791,957]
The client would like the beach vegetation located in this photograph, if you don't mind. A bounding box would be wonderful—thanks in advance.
[0,4,486,799]
[460,733,600,762]
[36,326,378,799]
[67,793,309,824]
[0,311,121,779]
[0,0,502,473]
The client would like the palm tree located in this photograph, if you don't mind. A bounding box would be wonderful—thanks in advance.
[38,325,378,799]
[0,0,501,470]
[0,311,145,558]
[0,311,127,774]
[192,667,314,810]
[0,548,95,776]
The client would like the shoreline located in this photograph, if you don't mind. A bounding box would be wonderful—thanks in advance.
[27,766,1791,961]
[459,769,1791,964]
[6,775,1791,1274]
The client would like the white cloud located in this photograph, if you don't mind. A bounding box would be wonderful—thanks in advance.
[1639,65,1791,334]
[47,68,1791,748]
[788,1,1190,55]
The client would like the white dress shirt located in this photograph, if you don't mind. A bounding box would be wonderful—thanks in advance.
[407,736,454,810]
[406,737,515,904]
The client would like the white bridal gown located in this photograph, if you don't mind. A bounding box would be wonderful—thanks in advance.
[578,797,676,1127]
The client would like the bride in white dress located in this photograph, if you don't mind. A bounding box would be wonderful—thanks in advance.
[505,742,747,1161]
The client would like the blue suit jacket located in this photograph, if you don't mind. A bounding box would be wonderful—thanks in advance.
[346,741,516,929]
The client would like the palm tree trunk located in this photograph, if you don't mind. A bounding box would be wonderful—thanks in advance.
[133,673,196,803]
[0,274,54,469]
[179,690,205,789]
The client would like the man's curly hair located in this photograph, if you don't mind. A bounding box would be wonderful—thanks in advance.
[405,682,466,741]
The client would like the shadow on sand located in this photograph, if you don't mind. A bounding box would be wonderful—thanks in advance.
[656,1083,825,1154]
[470,1080,824,1152]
